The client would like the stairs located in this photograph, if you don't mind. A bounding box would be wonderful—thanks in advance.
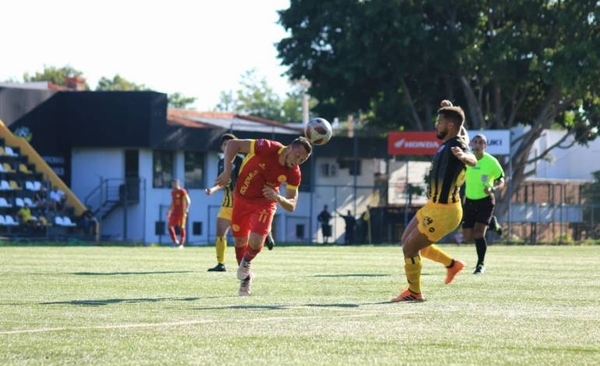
[84,178,140,220]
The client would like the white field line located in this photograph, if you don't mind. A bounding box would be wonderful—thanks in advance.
[0,308,414,335]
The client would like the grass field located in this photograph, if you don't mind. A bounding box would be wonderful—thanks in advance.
[1,244,599,366]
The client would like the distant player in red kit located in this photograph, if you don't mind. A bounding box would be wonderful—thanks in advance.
[215,137,312,296]
[167,179,191,248]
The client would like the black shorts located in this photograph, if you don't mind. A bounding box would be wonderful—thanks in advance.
[322,224,332,236]
[462,196,495,228]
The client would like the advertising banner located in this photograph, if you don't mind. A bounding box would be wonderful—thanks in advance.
[388,130,511,156]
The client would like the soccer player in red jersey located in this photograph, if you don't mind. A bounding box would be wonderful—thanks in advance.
[167,179,191,249]
[215,137,312,296]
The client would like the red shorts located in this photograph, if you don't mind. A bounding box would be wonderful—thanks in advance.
[231,198,276,238]
[168,213,187,229]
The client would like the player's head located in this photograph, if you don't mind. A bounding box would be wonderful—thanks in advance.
[436,106,465,140]
[471,134,488,154]
[219,133,237,152]
[284,136,312,168]
[171,179,180,189]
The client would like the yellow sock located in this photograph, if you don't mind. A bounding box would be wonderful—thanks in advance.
[420,244,453,267]
[404,256,422,294]
[216,236,227,264]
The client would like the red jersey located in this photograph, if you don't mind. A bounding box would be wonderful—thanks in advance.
[235,139,302,201]
[170,188,189,215]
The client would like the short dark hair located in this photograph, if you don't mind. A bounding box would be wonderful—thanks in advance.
[220,133,237,145]
[438,106,465,127]
[292,136,313,156]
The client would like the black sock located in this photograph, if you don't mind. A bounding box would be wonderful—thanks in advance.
[475,237,487,266]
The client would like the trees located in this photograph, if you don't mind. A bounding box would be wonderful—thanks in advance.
[95,75,148,91]
[582,170,600,238]
[24,65,88,89]
[215,69,313,123]
[20,66,197,109]
[277,0,600,217]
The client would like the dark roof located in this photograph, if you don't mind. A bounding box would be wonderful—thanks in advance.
[0,87,388,158]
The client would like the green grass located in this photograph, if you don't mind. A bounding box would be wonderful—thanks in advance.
[1,245,599,366]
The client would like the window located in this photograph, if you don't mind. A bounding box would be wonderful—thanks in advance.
[153,150,174,188]
[184,152,205,189]
[299,162,312,192]
[337,158,362,176]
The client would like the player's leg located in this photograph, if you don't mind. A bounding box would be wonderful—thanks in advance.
[392,215,427,302]
[264,231,275,251]
[237,206,274,295]
[236,233,258,296]
[167,215,179,245]
[488,215,502,236]
[177,215,187,248]
[474,199,495,274]
[208,208,232,271]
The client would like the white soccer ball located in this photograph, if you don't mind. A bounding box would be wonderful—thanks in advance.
[305,117,333,145]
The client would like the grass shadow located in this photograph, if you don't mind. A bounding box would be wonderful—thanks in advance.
[194,300,393,311]
[41,297,200,307]
[312,274,389,278]
[73,271,193,276]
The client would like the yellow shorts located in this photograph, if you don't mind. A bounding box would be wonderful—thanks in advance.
[416,201,463,242]
[217,206,233,221]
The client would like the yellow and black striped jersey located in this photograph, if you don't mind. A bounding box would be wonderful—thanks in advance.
[427,136,469,204]
[218,154,244,208]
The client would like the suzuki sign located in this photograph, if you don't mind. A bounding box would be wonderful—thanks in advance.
[467,130,511,155]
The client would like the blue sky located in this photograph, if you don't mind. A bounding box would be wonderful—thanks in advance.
[2,0,291,110]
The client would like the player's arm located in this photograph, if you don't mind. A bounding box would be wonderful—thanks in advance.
[277,186,298,212]
[486,176,505,195]
[204,185,224,195]
[215,139,252,187]
[451,146,477,167]
[184,192,191,213]
[166,200,173,217]
[262,186,298,212]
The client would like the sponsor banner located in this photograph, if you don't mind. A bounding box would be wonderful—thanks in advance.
[467,130,511,155]
[388,131,439,156]
[388,130,512,156]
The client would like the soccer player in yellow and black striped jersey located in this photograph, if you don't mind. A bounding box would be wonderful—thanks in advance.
[392,100,477,302]
[205,133,244,272]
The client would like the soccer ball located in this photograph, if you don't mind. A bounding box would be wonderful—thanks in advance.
[305,117,333,145]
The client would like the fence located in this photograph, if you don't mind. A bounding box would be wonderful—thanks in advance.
[305,182,599,245]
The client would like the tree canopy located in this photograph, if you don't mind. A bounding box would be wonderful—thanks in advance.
[95,75,148,91]
[277,0,600,216]
[24,65,88,89]
[20,66,197,109]
[215,69,315,123]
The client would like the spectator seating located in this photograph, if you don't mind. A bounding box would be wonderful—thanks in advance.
[0,180,10,190]
[19,164,33,174]
[0,141,85,239]
[4,215,19,226]
[3,163,14,173]
[4,146,18,157]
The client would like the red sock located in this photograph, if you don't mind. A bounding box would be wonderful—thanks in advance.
[168,227,178,244]
[235,245,247,265]
[244,245,262,262]
[179,228,186,246]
